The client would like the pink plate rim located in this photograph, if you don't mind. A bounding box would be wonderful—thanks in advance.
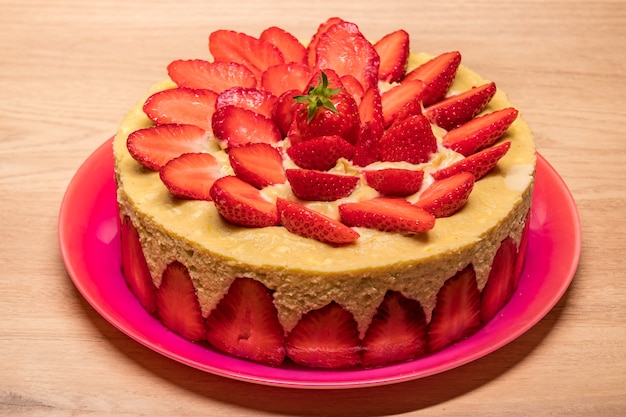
[58,138,581,389]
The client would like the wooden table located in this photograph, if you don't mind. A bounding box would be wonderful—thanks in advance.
[2,0,624,415]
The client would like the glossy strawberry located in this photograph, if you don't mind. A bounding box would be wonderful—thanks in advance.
[480,238,518,323]
[212,105,282,148]
[424,82,497,130]
[127,124,209,171]
[259,26,307,65]
[404,51,462,106]
[339,197,436,234]
[215,87,277,119]
[352,122,380,167]
[271,88,299,137]
[120,216,157,314]
[156,261,206,341]
[313,20,380,92]
[159,152,222,200]
[379,114,437,164]
[391,95,424,125]
[286,169,359,201]
[209,176,279,227]
[286,302,361,368]
[442,107,518,156]
[373,29,409,83]
[143,87,218,132]
[380,79,426,128]
[361,291,428,368]
[431,141,511,181]
[363,168,425,197]
[205,278,285,366]
[167,59,256,93]
[303,67,345,92]
[228,142,286,189]
[306,17,346,69]
[415,172,475,218]
[286,135,355,171]
[277,198,360,244]
[208,30,284,82]
[359,86,384,140]
[428,264,481,352]
[339,74,365,104]
[293,71,360,145]
[261,62,311,98]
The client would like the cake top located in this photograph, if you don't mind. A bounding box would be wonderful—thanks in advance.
[117,17,535,250]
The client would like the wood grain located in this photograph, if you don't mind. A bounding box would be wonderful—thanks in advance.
[1,0,625,415]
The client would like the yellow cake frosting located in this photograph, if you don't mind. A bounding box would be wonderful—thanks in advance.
[114,52,536,337]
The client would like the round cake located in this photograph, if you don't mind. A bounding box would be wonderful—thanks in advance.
[113,18,536,369]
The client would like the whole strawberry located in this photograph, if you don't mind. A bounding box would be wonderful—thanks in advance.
[293,71,360,144]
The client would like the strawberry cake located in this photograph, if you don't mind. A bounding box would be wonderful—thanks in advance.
[113,18,536,369]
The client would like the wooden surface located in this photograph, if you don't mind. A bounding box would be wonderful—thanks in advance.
[2,0,625,415]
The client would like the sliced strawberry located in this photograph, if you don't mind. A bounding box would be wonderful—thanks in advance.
[339,197,436,234]
[514,208,532,280]
[431,141,511,181]
[442,107,518,156]
[215,87,277,119]
[424,82,497,130]
[313,21,380,92]
[228,142,286,188]
[392,95,424,125]
[120,216,157,314]
[205,278,285,366]
[143,87,218,132]
[209,176,279,227]
[259,26,307,65]
[379,114,437,164]
[404,51,462,106]
[277,198,360,244]
[166,59,256,93]
[480,238,518,323]
[339,74,364,104]
[361,291,428,368]
[159,152,221,200]
[286,135,355,171]
[285,169,359,202]
[285,117,303,146]
[208,30,284,82]
[359,86,384,140]
[271,89,299,137]
[156,261,206,341]
[352,123,380,167]
[303,68,344,92]
[380,79,427,127]
[364,168,425,197]
[286,302,361,368]
[212,105,282,148]
[374,29,410,83]
[306,17,346,69]
[143,87,217,131]
[414,172,475,218]
[261,62,311,98]
[127,124,209,171]
[428,264,481,352]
